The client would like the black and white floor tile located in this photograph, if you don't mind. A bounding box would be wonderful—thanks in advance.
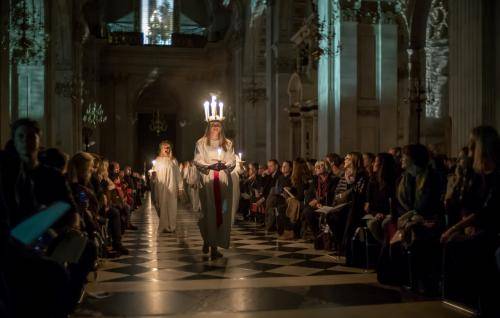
[75,196,471,318]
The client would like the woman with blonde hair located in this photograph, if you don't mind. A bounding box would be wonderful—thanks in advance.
[153,140,184,234]
[194,119,237,259]
[67,152,100,237]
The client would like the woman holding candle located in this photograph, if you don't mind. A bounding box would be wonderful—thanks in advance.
[153,140,184,234]
[194,95,237,259]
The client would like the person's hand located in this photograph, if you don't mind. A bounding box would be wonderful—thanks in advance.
[309,199,318,208]
[375,213,384,221]
[440,228,454,244]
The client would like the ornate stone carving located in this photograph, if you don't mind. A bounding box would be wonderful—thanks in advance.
[425,0,449,119]
[427,0,448,42]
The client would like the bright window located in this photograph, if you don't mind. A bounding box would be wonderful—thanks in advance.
[141,0,174,45]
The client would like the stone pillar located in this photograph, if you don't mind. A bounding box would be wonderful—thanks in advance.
[339,20,358,154]
[317,0,340,156]
[234,47,243,150]
[289,115,300,159]
[0,0,10,145]
[275,70,291,161]
[300,114,307,158]
[378,23,398,151]
[47,0,78,154]
[407,48,425,144]
[449,0,496,155]
[113,74,132,163]
[312,110,318,158]
[265,0,277,159]
[173,0,180,34]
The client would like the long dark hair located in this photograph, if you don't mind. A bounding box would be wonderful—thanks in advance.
[204,121,229,151]
[376,153,396,191]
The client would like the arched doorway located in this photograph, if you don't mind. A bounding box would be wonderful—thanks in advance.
[133,77,180,172]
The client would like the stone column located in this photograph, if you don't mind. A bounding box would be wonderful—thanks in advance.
[173,0,180,34]
[300,113,307,158]
[317,0,340,156]
[47,0,77,154]
[449,0,496,154]
[113,74,132,163]
[378,22,398,151]
[407,48,425,144]
[0,0,10,145]
[234,47,244,150]
[339,20,358,154]
[265,0,277,159]
[312,109,318,158]
[275,68,292,161]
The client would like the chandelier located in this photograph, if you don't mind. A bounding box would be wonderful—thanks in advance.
[83,102,107,129]
[149,109,167,135]
[3,0,49,65]
[82,102,107,151]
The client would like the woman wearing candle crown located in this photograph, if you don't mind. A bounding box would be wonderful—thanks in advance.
[194,96,237,259]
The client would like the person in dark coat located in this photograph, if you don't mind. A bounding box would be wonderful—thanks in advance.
[303,160,339,237]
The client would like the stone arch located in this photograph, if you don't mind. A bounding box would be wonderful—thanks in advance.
[287,72,303,107]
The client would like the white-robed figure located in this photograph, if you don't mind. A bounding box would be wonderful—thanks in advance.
[153,140,184,233]
[194,106,237,259]
[185,161,201,211]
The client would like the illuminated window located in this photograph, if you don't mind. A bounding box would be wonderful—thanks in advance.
[141,0,174,45]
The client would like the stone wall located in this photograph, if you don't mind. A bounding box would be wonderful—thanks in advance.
[97,43,229,168]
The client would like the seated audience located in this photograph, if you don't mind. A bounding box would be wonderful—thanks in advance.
[239,162,263,217]
[0,118,78,317]
[303,160,339,244]
[441,126,500,317]
[363,152,375,178]
[365,153,397,243]
[279,158,310,239]
[378,144,443,294]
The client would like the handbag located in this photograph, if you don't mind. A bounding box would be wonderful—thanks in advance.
[314,216,333,251]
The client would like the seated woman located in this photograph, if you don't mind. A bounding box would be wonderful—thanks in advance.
[441,126,500,316]
[67,152,101,238]
[328,152,368,257]
[378,144,443,293]
[365,153,397,244]
[303,160,339,240]
[279,158,310,240]
[96,159,128,255]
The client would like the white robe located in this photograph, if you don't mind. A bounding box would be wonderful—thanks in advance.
[153,156,183,232]
[230,159,244,224]
[194,137,237,249]
[186,164,201,211]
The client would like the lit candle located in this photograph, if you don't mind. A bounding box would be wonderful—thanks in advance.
[211,96,217,121]
[203,101,209,121]
[217,148,222,161]
[152,160,156,166]
[238,152,242,160]
[219,102,224,119]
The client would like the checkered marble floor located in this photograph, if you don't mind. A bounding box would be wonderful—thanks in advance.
[75,196,469,318]
[95,200,357,283]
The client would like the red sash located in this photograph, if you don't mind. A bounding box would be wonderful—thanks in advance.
[213,171,223,227]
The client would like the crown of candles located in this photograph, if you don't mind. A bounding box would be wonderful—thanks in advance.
[203,94,225,122]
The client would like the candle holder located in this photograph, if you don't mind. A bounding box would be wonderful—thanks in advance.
[203,94,225,122]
